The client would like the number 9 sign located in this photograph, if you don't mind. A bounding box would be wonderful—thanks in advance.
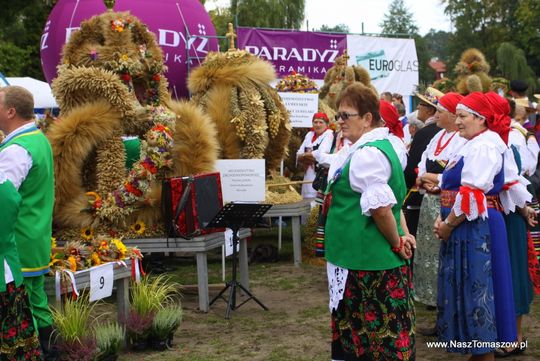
[90,263,114,302]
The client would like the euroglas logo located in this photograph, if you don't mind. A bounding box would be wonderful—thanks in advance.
[356,50,389,80]
[356,49,419,80]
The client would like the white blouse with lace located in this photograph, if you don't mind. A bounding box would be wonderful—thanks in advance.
[450,130,531,220]
[418,129,467,183]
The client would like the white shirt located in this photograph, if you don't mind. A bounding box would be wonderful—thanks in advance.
[388,134,408,171]
[0,122,35,190]
[322,127,397,216]
[450,130,531,219]
[297,129,334,199]
[0,171,14,284]
[418,129,467,185]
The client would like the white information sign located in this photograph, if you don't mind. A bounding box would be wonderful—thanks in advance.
[278,92,318,128]
[224,229,239,257]
[215,159,265,202]
[89,262,114,302]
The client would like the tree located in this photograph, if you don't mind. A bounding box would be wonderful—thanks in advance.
[0,0,52,79]
[379,0,419,35]
[514,0,540,76]
[319,24,349,33]
[442,0,514,77]
[496,42,536,93]
[231,0,305,30]
[422,29,452,62]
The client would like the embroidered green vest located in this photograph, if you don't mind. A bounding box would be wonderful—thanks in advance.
[0,129,54,276]
[325,139,406,271]
[0,179,23,291]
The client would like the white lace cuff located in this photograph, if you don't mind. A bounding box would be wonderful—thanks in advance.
[453,191,488,221]
[327,262,348,313]
[500,183,532,214]
[360,183,397,216]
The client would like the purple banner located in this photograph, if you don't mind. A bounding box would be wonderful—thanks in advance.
[40,0,218,99]
[237,27,347,81]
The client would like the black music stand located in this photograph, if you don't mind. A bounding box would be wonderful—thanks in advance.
[207,202,272,319]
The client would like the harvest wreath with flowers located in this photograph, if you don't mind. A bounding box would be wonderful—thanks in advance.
[48,9,219,241]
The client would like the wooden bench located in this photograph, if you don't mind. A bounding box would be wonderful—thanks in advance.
[123,229,251,312]
[264,200,311,267]
[45,261,132,323]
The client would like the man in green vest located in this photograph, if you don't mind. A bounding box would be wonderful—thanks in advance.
[0,86,56,360]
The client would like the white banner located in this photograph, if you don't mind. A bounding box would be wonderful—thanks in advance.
[214,159,265,202]
[278,92,319,128]
[346,35,419,96]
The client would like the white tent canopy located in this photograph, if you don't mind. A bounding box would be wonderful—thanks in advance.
[1,77,58,109]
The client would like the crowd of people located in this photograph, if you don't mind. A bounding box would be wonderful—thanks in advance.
[299,80,540,360]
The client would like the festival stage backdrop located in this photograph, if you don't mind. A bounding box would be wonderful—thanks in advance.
[238,28,419,96]
[40,0,218,99]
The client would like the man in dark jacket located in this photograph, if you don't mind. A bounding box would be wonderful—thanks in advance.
[403,92,441,236]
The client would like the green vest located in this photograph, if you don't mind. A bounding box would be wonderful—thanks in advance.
[0,179,23,291]
[0,128,54,276]
[325,139,406,271]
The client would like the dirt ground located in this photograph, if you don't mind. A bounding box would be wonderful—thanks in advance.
[115,247,540,361]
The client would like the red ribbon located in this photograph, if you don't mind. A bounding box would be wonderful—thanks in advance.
[458,186,486,216]
[311,128,328,143]
[502,180,519,191]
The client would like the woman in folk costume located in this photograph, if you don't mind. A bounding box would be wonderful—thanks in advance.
[323,83,415,361]
[297,112,334,199]
[413,93,467,316]
[379,99,407,170]
[434,92,523,360]
[0,170,42,361]
[485,91,536,357]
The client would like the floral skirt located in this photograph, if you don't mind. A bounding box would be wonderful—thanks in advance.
[331,265,415,361]
[0,283,41,361]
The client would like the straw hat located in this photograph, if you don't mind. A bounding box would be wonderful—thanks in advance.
[514,98,537,113]
[415,87,444,108]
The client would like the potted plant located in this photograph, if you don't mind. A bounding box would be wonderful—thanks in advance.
[126,274,181,351]
[95,322,124,361]
[51,295,98,361]
[150,305,183,350]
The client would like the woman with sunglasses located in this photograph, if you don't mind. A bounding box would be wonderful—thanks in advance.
[324,83,415,361]
[0,169,42,360]
[434,92,522,360]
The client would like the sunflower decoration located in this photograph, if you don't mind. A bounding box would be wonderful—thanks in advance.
[81,227,94,241]
[90,252,102,266]
[110,238,127,259]
[130,220,146,235]
[67,256,78,272]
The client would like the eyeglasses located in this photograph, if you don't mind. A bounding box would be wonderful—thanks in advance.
[335,111,360,121]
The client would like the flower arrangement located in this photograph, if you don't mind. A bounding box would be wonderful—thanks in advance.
[49,236,142,273]
[111,17,132,33]
[84,106,176,224]
[275,71,318,93]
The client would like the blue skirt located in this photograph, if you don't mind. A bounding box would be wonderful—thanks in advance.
[504,212,534,316]
[487,208,517,342]
[437,207,497,355]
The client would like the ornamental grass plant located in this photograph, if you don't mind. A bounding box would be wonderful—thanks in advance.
[51,294,99,361]
[150,304,183,350]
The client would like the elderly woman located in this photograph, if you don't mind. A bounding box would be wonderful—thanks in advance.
[0,170,41,360]
[323,83,415,361]
[434,92,522,360]
[413,93,466,323]
[297,112,334,199]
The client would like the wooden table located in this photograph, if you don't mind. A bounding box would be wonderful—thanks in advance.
[45,261,132,324]
[123,229,251,312]
[264,200,311,267]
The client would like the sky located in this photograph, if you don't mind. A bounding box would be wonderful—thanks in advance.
[204,0,452,36]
